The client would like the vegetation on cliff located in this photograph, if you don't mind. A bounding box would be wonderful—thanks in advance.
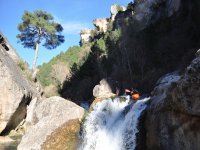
[37,44,91,97]
[38,1,200,103]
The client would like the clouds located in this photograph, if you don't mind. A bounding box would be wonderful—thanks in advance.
[62,21,92,35]
[54,16,93,35]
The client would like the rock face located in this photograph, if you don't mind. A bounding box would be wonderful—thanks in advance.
[110,4,126,21]
[93,78,120,98]
[0,32,20,63]
[80,28,91,44]
[18,96,85,150]
[0,44,36,135]
[134,0,181,30]
[196,49,200,57]
[93,18,109,33]
[145,56,200,150]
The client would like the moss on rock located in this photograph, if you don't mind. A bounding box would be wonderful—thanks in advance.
[41,119,81,150]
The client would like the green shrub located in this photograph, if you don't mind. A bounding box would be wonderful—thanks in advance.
[37,45,91,87]
[93,38,107,55]
[107,29,121,44]
[17,60,27,71]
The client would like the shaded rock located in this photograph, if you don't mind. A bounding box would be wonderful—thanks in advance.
[0,44,37,135]
[25,97,39,127]
[93,78,119,98]
[195,49,200,58]
[18,96,85,150]
[149,72,181,111]
[145,57,200,150]
[134,0,181,30]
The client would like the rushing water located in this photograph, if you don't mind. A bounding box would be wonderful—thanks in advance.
[79,96,150,150]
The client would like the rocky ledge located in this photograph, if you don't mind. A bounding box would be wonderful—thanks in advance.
[145,54,200,150]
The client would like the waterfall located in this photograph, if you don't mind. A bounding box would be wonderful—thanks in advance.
[79,96,150,150]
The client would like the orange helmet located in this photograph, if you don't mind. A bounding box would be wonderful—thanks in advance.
[132,93,140,101]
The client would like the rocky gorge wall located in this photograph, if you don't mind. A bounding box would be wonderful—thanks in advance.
[0,36,37,135]
[59,0,200,102]
[74,0,200,149]
[0,32,20,63]
[109,0,200,92]
[144,54,200,150]
[0,33,86,150]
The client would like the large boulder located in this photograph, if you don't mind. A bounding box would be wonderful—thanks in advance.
[18,96,85,150]
[93,78,120,98]
[0,44,36,135]
[145,56,200,150]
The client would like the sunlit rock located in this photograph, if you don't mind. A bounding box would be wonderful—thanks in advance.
[18,96,85,150]
[93,78,119,98]
[80,28,91,45]
[0,32,20,63]
[110,4,126,21]
[0,40,36,135]
[93,18,109,33]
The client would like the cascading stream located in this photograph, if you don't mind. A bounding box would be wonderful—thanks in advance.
[79,96,150,150]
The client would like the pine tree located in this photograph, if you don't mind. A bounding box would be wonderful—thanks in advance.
[17,10,64,78]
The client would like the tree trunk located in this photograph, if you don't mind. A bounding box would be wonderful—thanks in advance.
[32,41,39,81]
[32,28,41,81]
[32,42,39,70]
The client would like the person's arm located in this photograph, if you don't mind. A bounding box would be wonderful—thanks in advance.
[125,89,131,93]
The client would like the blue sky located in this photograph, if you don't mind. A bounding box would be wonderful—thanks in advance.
[0,0,131,67]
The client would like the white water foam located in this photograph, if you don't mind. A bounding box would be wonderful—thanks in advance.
[79,96,150,150]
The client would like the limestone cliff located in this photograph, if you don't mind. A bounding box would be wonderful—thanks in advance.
[93,18,109,33]
[80,28,91,45]
[0,32,20,63]
[110,4,126,21]
[0,36,38,135]
[63,0,200,102]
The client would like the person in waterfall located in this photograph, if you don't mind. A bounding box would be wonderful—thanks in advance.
[125,88,140,102]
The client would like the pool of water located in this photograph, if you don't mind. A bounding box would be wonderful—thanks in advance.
[0,141,18,150]
[0,135,22,150]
